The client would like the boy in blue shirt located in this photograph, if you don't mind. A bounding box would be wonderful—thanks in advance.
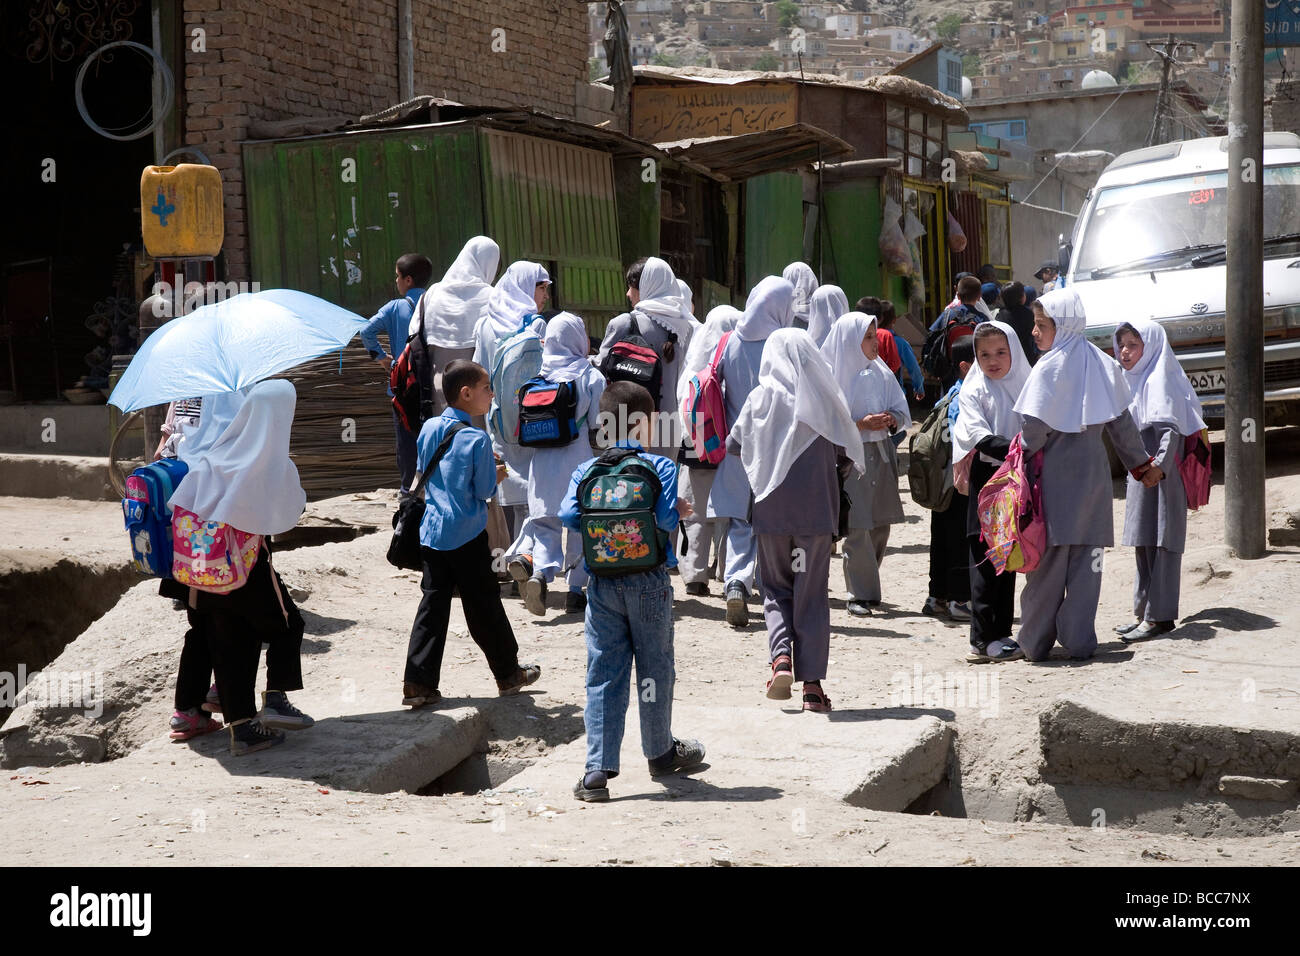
[361,253,432,497]
[402,360,541,707]
[560,381,705,802]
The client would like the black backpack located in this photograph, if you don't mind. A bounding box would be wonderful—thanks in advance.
[599,314,670,404]
[390,291,434,433]
[517,376,584,447]
[921,306,978,386]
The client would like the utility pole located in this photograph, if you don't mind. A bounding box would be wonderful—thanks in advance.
[1146,33,1195,146]
[1225,0,1265,559]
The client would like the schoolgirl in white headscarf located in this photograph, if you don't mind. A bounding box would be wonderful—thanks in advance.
[1012,288,1154,662]
[675,304,742,595]
[781,262,819,327]
[952,319,1032,467]
[506,312,605,616]
[729,327,863,712]
[806,284,850,348]
[820,313,909,614]
[1113,316,1205,641]
[410,236,500,349]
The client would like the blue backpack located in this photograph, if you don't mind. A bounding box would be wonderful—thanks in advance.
[517,377,584,447]
[123,458,189,577]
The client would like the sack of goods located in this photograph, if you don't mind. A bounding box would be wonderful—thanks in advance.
[517,377,583,447]
[576,447,666,576]
[123,457,190,578]
[598,316,664,403]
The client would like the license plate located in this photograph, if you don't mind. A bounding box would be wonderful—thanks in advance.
[1187,368,1225,393]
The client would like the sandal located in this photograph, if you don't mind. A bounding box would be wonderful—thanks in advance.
[802,683,832,713]
[766,655,794,700]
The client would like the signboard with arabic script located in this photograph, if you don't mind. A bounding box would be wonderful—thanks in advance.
[631,83,798,143]
[1266,0,1300,46]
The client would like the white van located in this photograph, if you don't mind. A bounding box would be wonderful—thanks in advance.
[1063,132,1300,424]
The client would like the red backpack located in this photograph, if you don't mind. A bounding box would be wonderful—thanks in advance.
[390,291,432,433]
[680,331,732,465]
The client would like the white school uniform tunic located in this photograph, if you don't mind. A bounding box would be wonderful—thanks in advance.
[526,365,606,519]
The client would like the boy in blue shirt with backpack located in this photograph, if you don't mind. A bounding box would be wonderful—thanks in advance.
[560,381,705,802]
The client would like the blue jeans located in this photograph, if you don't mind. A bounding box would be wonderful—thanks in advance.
[583,566,675,775]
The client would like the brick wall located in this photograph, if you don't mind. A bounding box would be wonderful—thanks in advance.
[182,0,587,281]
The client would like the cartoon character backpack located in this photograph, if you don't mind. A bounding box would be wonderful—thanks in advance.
[171,506,263,594]
[123,458,189,577]
[681,331,731,466]
[576,447,666,576]
[977,435,1046,575]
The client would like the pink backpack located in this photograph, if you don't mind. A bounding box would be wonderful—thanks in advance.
[681,331,732,465]
[171,506,262,594]
[977,435,1047,575]
[1179,429,1211,511]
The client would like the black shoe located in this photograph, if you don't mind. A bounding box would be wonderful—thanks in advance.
[507,555,534,585]
[685,581,709,597]
[523,575,548,616]
[497,663,542,697]
[402,681,442,707]
[565,590,587,615]
[725,583,749,628]
[1119,620,1176,644]
[228,719,285,756]
[847,600,873,617]
[257,691,314,730]
[648,738,706,777]
[967,639,1025,663]
[573,771,610,802]
[1114,620,1142,635]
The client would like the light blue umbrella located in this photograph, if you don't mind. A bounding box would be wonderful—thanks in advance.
[108,289,368,412]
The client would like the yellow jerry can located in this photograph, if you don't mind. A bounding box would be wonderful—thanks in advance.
[140,164,224,258]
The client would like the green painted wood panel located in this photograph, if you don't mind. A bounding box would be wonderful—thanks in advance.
[743,172,803,290]
[821,179,883,306]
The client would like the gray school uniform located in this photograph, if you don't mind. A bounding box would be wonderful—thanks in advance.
[597,312,687,458]
[1017,410,1149,661]
[842,438,904,603]
[708,335,767,521]
[753,437,837,683]
[1123,422,1187,622]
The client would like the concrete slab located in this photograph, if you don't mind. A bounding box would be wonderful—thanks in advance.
[0,453,117,500]
[505,704,952,811]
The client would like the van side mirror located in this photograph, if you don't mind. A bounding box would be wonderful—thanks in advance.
[1058,232,1072,275]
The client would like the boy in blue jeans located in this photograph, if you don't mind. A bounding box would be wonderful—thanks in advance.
[561,381,705,802]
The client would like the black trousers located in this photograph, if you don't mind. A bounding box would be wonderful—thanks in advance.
[928,491,970,602]
[172,547,304,722]
[966,458,1015,647]
[405,531,519,688]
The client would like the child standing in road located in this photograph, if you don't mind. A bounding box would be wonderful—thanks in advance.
[563,381,704,801]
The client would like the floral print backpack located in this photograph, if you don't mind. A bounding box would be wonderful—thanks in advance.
[171,506,262,593]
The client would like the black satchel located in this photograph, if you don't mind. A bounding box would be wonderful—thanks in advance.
[387,422,469,571]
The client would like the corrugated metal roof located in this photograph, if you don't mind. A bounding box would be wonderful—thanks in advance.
[655,124,854,182]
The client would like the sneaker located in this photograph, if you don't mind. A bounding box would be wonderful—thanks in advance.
[1119,620,1175,644]
[967,639,1025,663]
[401,682,442,708]
[573,770,610,803]
[921,596,946,617]
[228,719,285,756]
[725,582,749,628]
[169,708,223,741]
[684,581,709,597]
[648,738,706,777]
[947,601,972,622]
[506,554,534,586]
[257,691,314,730]
[201,683,222,714]
[497,663,542,697]
[847,600,873,617]
[523,575,548,616]
[765,655,794,700]
[564,590,587,615]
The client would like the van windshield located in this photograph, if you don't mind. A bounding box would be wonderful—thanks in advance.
[1073,163,1300,279]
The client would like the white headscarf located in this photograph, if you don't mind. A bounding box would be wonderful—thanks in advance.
[411,236,500,348]
[538,311,591,383]
[1115,316,1206,436]
[169,379,306,535]
[1014,288,1130,433]
[481,260,548,342]
[821,312,910,443]
[677,304,741,411]
[631,257,697,346]
[782,262,819,321]
[953,319,1033,463]
[676,279,696,323]
[806,284,850,348]
[731,328,865,503]
[737,276,794,342]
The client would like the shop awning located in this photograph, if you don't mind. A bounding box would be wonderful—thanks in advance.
[654,124,854,182]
